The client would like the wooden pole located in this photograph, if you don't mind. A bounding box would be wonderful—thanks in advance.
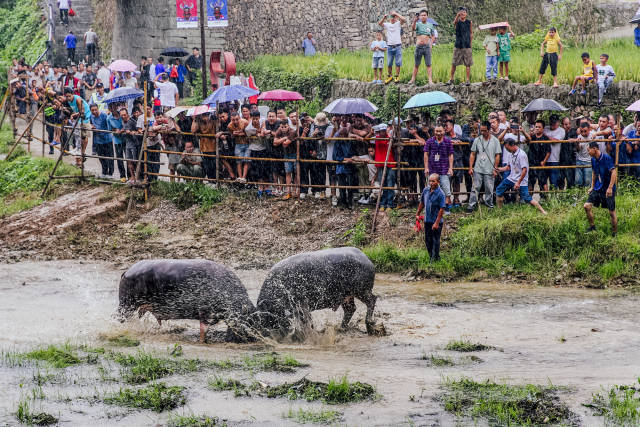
[0,91,10,129]
[125,126,149,220]
[199,0,208,100]
[371,136,393,233]
[41,105,45,157]
[615,114,621,189]
[215,119,220,188]
[395,87,401,200]
[6,103,45,159]
[295,107,301,198]
[143,82,148,202]
[41,119,80,198]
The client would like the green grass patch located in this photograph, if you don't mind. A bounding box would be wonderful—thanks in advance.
[104,333,140,347]
[585,378,640,425]
[104,382,186,412]
[169,414,226,427]
[132,222,159,239]
[208,376,376,404]
[15,399,58,426]
[364,181,640,285]
[152,180,225,212]
[444,340,494,353]
[422,354,455,367]
[23,344,81,368]
[284,408,342,424]
[110,350,202,384]
[441,378,577,426]
[242,353,305,372]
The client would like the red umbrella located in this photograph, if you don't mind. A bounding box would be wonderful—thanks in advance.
[257,90,304,102]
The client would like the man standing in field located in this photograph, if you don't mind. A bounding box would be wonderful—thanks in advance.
[584,141,617,236]
[379,11,407,84]
[447,7,473,85]
[408,10,435,85]
[534,27,563,87]
[302,32,317,57]
[416,173,446,261]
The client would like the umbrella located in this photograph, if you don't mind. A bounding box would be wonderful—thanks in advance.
[166,106,191,118]
[257,90,304,101]
[161,47,189,57]
[522,98,568,112]
[626,100,640,111]
[202,84,260,105]
[109,59,137,73]
[478,21,509,30]
[323,98,378,115]
[403,91,456,109]
[630,15,640,24]
[427,17,438,27]
[102,87,144,104]
[187,105,216,116]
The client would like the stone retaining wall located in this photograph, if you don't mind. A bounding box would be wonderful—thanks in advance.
[331,78,640,117]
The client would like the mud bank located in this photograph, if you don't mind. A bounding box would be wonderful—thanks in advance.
[1,260,639,425]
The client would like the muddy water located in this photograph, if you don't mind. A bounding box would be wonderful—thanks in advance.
[1,261,639,426]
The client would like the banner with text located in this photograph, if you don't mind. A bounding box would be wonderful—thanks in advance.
[176,0,198,28]
[207,0,229,27]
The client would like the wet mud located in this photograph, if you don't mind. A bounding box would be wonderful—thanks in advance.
[1,261,639,425]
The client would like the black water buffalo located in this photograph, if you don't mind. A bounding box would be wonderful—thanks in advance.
[256,247,377,337]
[118,259,256,342]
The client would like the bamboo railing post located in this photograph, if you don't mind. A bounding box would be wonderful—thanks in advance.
[125,126,149,220]
[6,103,45,159]
[41,119,79,198]
[41,106,46,156]
[0,90,10,129]
[215,118,220,188]
[295,136,301,199]
[371,135,393,233]
[143,83,149,202]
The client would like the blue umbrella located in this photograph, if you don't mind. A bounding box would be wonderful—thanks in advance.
[323,98,378,115]
[202,85,260,105]
[403,91,456,109]
[102,87,144,104]
[428,18,438,26]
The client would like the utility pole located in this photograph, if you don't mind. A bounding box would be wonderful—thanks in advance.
[199,0,208,99]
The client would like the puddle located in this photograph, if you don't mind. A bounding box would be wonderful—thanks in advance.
[1,261,639,425]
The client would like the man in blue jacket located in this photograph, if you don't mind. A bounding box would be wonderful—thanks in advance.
[64,31,77,63]
[416,173,445,261]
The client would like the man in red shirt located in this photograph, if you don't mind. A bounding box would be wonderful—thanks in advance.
[374,123,396,210]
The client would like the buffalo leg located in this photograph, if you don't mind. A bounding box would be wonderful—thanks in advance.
[340,296,356,330]
[358,291,377,334]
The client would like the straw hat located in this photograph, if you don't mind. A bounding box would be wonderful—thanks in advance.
[314,112,329,126]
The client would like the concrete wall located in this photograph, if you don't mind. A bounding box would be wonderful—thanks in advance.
[112,0,226,61]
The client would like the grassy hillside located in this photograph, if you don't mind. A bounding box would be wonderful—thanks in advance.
[0,0,47,87]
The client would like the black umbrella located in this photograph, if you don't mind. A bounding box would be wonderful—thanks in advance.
[161,47,189,57]
[522,98,568,112]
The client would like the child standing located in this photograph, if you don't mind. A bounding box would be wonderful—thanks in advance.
[595,53,615,106]
[497,25,514,80]
[370,31,388,84]
[535,27,563,87]
[482,27,499,81]
[569,52,596,96]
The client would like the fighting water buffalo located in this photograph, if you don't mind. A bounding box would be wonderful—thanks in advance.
[118,259,256,342]
[256,247,377,338]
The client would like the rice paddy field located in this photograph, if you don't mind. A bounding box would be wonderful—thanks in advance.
[241,38,640,86]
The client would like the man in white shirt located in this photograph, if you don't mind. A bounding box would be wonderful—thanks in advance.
[543,114,566,188]
[153,73,179,108]
[58,0,70,25]
[84,28,98,64]
[378,11,406,85]
[96,62,111,92]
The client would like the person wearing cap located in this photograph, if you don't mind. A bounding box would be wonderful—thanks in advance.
[11,78,27,115]
[447,7,473,85]
[584,141,617,236]
[374,123,397,210]
[416,173,446,261]
[89,83,108,113]
[496,139,547,214]
[64,31,77,63]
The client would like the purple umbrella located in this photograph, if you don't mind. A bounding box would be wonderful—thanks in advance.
[323,98,378,115]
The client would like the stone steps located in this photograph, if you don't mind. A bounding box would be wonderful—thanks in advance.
[46,0,99,66]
